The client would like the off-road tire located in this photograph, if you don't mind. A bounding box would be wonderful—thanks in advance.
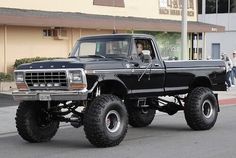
[126,100,156,128]
[84,95,128,147]
[15,101,59,143]
[184,87,218,130]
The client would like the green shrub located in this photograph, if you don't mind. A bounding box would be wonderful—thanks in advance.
[0,72,13,82]
[14,57,63,68]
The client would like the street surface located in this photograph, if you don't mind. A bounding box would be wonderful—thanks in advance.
[0,93,18,107]
[0,93,235,158]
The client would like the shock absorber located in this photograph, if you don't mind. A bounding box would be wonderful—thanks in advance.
[49,101,84,128]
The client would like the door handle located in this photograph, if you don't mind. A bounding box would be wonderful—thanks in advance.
[154,64,160,67]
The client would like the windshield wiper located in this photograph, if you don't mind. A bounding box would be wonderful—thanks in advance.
[79,55,129,62]
[68,56,78,59]
[109,57,129,62]
[80,55,106,58]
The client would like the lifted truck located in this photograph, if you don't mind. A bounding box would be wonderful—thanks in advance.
[13,34,226,147]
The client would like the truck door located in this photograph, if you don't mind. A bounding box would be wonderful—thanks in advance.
[127,38,165,96]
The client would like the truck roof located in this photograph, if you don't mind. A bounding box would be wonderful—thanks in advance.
[79,33,155,41]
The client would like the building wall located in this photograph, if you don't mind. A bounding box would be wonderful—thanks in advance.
[198,0,236,58]
[0,0,197,21]
[198,13,236,31]
[0,26,4,72]
[0,0,198,73]
[6,26,69,72]
[199,13,236,57]
[1,26,113,72]
[205,32,236,58]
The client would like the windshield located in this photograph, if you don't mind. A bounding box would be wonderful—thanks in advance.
[70,38,131,58]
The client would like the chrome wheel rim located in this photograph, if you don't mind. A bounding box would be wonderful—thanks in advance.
[141,108,149,114]
[105,110,121,133]
[202,100,213,119]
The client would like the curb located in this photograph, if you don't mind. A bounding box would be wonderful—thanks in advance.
[0,92,12,95]
[219,98,236,106]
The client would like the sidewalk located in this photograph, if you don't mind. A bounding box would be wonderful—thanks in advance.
[0,106,17,135]
[216,87,236,106]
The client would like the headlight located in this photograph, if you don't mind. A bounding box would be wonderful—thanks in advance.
[15,71,28,90]
[69,71,83,82]
[68,70,87,90]
[15,72,24,82]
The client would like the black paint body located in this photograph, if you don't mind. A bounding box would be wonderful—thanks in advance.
[17,34,226,98]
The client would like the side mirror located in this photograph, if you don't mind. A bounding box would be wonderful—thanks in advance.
[142,50,152,63]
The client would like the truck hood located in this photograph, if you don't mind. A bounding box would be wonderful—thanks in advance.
[16,58,126,70]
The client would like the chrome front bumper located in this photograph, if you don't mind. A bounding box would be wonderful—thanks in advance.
[12,90,88,101]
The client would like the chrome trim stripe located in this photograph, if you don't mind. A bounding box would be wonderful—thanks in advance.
[85,69,165,74]
[166,67,223,71]
[85,66,224,74]
[14,68,85,72]
[130,88,164,94]
[165,86,189,91]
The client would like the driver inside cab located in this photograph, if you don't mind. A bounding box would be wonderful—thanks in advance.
[136,43,144,62]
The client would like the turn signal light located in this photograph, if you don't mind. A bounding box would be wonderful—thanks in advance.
[69,83,87,90]
[16,83,28,91]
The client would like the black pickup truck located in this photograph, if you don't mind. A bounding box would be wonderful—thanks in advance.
[13,34,226,147]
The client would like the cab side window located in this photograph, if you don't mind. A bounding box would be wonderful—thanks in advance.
[135,39,156,59]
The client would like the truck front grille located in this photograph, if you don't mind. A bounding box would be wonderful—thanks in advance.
[25,71,68,90]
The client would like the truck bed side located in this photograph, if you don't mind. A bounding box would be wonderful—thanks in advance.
[163,60,226,95]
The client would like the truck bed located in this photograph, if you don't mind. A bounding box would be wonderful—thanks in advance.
[163,60,226,94]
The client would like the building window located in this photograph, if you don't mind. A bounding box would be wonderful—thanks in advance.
[206,0,216,14]
[93,0,125,7]
[43,28,67,40]
[43,29,53,37]
[198,48,203,60]
[199,33,203,40]
[218,0,229,13]
[198,0,202,14]
[230,0,236,13]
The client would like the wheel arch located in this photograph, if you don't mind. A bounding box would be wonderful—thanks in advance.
[97,79,128,99]
[190,76,212,90]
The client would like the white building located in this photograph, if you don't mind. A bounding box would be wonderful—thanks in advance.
[0,0,225,73]
[198,0,236,59]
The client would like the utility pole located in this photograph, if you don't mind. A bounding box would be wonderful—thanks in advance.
[3,25,7,73]
[181,0,188,60]
[112,0,117,34]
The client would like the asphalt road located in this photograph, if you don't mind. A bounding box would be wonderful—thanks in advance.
[0,105,236,158]
[0,93,18,107]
